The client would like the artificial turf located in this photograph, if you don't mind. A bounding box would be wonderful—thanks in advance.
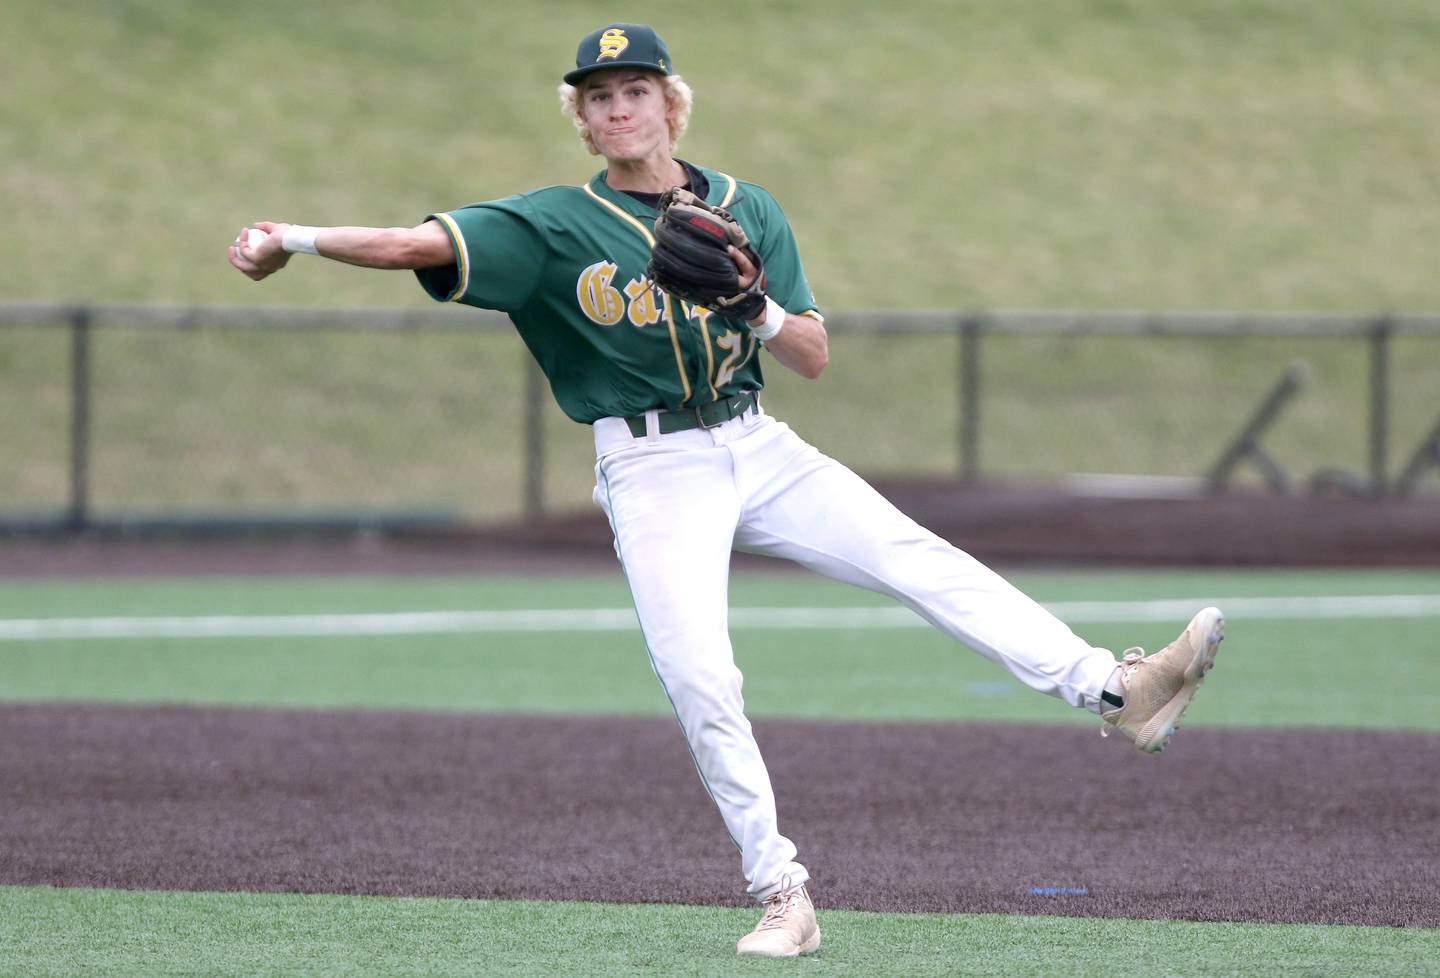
[2,886,1435,978]
[1,568,1437,730]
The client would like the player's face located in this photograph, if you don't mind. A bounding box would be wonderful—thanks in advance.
[580,71,673,164]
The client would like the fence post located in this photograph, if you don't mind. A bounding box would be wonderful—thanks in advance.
[958,315,982,481]
[68,306,92,532]
[523,354,546,517]
[1368,317,1392,497]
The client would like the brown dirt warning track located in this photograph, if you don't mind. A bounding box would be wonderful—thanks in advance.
[1,703,1436,927]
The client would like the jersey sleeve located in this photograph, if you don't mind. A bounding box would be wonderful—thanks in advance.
[413,196,546,312]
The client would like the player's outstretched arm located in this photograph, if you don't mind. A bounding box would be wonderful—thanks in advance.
[228,219,454,282]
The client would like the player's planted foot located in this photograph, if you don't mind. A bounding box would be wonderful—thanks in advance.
[1101,607,1225,753]
[736,881,820,957]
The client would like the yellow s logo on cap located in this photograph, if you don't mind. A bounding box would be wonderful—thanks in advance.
[597,28,629,60]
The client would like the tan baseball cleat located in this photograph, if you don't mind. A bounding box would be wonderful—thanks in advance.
[736,880,821,957]
[1101,606,1225,753]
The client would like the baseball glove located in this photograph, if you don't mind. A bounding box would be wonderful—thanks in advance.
[647,188,767,322]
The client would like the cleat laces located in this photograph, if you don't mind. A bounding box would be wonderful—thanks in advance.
[1099,647,1146,738]
[1119,647,1146,676]
[756,889,799,931]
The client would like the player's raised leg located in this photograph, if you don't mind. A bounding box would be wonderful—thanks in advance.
[732,421,1117,709]
[731,420,1222,744]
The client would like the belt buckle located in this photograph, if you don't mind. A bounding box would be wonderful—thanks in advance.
[696,392,747,430]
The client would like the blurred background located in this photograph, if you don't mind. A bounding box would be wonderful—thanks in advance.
[2,0,1438,540]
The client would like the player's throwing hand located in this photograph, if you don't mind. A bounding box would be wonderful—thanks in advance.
[228,222,292,281]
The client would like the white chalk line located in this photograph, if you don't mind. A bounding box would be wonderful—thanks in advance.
[0,594,1437,641]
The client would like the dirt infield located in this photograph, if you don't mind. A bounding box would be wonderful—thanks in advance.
[2,703,1435,927]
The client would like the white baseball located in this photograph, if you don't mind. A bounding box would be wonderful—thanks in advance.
[245,228,267,252]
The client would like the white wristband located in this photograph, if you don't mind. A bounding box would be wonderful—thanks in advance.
[750,296,786,342]
[281,225,322,255]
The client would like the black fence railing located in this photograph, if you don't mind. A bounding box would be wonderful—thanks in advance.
[1,302,1438,534]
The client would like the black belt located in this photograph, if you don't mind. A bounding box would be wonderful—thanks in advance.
[624,390,760,437]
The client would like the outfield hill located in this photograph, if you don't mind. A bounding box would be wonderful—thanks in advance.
[4,0,1439,311]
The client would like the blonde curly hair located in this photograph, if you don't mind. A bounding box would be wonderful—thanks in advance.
[558,72,694,156]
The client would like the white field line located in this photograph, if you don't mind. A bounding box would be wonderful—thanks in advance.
[0,594,1437,641]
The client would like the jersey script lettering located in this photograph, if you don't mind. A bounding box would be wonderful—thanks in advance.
[577,259,716,333]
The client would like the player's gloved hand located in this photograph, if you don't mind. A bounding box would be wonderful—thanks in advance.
[647,189,767,323]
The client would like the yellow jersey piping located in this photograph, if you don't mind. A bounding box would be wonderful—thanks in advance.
[582,183,691,403]
[698,173,736,399]
[582,184,656,246]
[716,172,737,207]
[434,212,469,302]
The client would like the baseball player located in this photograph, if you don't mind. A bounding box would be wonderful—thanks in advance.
[228,23,1225,957]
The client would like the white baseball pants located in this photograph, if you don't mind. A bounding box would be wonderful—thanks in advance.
[592,405,1118,901]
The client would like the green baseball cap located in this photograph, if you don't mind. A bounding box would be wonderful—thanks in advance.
[563,23,673,86]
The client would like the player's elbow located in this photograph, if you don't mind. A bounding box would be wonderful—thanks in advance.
[764,317,827,378]
[803,329,830,379]
[799,347,827,380]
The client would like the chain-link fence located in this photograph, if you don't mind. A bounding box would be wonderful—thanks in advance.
[1,303,1437,533]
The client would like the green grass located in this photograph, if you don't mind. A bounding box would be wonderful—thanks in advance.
[1,886,1434,978]
[2,568,1437,730]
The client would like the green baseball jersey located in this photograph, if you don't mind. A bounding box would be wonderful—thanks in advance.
[414,164,821,424]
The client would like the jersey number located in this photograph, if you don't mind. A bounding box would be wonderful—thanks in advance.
[714,331,760,388]
[715,330,749,387]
